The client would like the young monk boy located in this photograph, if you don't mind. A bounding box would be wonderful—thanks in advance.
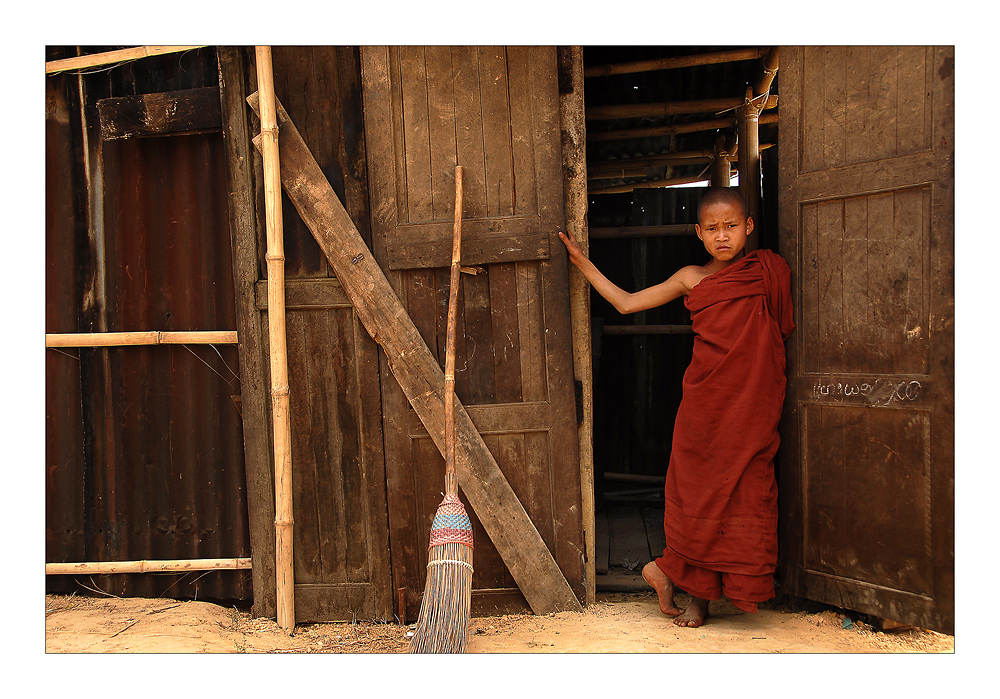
[559,188,794,628]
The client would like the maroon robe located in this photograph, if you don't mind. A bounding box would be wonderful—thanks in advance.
[654,248,794,611]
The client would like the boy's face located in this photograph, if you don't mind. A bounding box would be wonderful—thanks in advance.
[695,200,753,262]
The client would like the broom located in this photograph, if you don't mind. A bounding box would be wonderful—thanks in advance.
[409,165,474,654]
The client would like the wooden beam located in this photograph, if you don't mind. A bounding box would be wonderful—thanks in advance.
[97,87,222,140]
[586,95,777,122]
[588,145,774,182]
[585,47,769,78]
[246,92,582,616]
[602,324,694,335]
[588,112,778,144]
[46,46,207,74]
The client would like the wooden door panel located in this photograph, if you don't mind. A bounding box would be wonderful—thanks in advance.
[373,45,556,270]
[778,46,953,633]
[800,188,931,375]
[802,405,932,593]
[220,47,392,622]
[362,45,583,618]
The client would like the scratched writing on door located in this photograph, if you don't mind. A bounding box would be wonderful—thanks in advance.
[810,379,922,407]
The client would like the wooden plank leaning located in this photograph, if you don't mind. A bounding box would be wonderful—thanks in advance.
[245,92,582,616]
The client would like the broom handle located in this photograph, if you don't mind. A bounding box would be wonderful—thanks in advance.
[444,166,463,497]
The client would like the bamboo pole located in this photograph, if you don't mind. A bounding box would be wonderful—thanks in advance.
[46,46,207,75]
[739,48,779,250]
[738,87,765,248]
[45,331,237,347]
[711,134,735,186]
[255,45,295,634]
[46,558,251,575]
[755,47,780,96]
[584,47,769,78]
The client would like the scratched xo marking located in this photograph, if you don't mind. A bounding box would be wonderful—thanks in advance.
[811,378,922,407]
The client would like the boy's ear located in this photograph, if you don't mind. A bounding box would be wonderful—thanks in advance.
[695,223,703,240]
[745,217,754,235]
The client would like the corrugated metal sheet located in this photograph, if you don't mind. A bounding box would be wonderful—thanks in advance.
[45,47,252,602]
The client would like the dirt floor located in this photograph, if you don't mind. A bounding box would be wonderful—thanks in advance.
[44,590,953,655]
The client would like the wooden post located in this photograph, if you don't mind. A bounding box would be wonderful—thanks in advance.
[559,45,596,606]
[254,45,295,634]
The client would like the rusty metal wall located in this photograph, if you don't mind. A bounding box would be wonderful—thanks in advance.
[45,47,252,602]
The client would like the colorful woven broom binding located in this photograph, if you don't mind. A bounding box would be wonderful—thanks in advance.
[410,166,474,654]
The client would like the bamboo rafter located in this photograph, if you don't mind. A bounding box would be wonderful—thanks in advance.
[46,558,251,575]
[45,331,237,348]
[45,46,207,74]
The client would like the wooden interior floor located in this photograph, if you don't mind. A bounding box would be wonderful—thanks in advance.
[595,505,666,591]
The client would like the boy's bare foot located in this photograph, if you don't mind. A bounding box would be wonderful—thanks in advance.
[642,562,683,617]
[673,596,710,628]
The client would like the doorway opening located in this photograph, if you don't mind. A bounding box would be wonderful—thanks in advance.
[579,46,780,590]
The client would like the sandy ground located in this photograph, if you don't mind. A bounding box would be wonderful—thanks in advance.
[38,590,969,698]
[44,590,953,655]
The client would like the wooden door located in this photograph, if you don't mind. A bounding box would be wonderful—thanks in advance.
[361,46,584,618]
[219,47,393,622]
[778,46,954,633]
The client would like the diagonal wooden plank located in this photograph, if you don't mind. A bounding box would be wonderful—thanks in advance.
[246,92,581,615]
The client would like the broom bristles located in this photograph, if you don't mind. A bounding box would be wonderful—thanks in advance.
[410,495,474,654]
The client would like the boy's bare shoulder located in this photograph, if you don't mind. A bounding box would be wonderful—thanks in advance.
[674,264,715,293]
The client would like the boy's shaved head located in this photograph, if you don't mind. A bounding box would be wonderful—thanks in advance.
[697,187,750,222]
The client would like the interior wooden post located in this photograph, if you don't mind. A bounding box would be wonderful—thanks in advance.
[559,45,596,606]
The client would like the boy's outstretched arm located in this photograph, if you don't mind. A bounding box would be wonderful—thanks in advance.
[558,230,691,314]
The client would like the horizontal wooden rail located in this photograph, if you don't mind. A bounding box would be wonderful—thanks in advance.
[586,95,779,122]
[589,112,778,144]
[46,331,237,348]
[46,46,207,74]
[590,225,697,239]
[46,557,251,575]
[590,173,716,195]
[602,324,694,335]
